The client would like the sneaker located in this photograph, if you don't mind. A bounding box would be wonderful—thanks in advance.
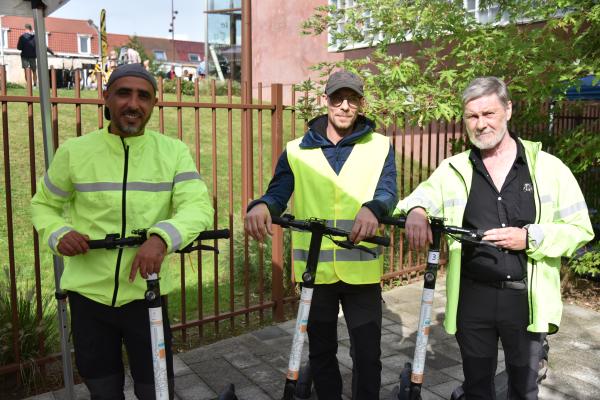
[537,358,548,383]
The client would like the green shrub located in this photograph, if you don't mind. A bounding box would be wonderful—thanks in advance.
[569,243,600,278]
[232,227,293,293]
[6,82,24,89]
[161,79,241,97]
[0,268,58,390]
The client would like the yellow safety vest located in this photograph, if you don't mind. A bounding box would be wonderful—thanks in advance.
[286,132,390,284]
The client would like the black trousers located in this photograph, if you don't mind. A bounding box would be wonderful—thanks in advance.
[307,281,382,400]
[69,291,174,400]
[456,279,544,400]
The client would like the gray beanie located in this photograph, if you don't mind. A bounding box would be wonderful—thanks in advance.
[104,64,157,120]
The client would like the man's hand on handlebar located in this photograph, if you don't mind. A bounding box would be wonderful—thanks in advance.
[482,227,527,251]
[58,231,90,256]
[129,235,167,282]
[406,207,432,250]
[350,206,379,244]
[244,203,272,242]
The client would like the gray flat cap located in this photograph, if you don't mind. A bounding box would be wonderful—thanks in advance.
[325,70,364,96]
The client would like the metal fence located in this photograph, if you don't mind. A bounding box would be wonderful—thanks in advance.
[0,66,598,390]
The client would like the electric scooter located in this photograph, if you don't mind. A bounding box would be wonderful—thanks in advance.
[88,228,230,400]
[378,215,496,400]
[219,214,390,400]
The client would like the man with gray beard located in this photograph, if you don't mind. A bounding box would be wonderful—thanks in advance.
[395,77,593,399]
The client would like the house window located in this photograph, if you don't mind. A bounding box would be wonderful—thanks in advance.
[188,53,200,62]
[1,29,8,49]
[328,0,377,51]
[78,34,91,54]
[464,0,509,24]
[153,50,167,61]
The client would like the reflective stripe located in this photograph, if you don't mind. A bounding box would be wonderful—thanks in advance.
[540,194,553,204]
[555,201,588,220]
[153,221,182,251]
[405,188,440,216]
[336,246,383,261]
[174,171,201,183]
[49,226,73,250]
[334,219,355,232]
[293,249,334,263]
[74,182,173,192]
[443,198,467,209]
[322,220,356,231]
[292,247,383,262]
[527,224,544,249]
[44,174,70,198]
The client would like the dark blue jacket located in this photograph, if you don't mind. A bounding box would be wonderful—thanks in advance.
[17,32,36,58]
[248,114,397,219]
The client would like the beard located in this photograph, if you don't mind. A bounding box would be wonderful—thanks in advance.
[112,111,149,136]
[468,127,507,150]
[329,113,357,132]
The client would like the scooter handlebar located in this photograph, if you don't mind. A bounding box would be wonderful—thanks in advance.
[271,215,390,247]
[379,215,407,228]
[196,229,231,241]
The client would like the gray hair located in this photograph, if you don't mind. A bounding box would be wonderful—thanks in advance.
[25,23,33,30]
[462,77,511,108]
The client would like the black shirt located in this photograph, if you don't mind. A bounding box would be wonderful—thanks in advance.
[461,134,536,282]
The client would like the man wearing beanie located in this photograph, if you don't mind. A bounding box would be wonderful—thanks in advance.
[245,70,397,399]
[31,63,214,399]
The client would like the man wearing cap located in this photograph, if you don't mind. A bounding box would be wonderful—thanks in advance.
[31,64,213,399]
[245,70,397,399]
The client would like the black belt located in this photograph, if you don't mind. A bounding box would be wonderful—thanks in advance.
[462,277,527,290]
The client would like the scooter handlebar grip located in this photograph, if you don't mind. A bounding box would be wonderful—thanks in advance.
[197,229,231,241]
[379,215,406,227]
[87,240,107,249]
[365,235,390,247]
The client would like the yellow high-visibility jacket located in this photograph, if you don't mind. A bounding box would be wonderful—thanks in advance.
[396,138,594,334]
[31,128,214,307]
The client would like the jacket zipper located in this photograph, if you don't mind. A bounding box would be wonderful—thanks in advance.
[111,139,129,307]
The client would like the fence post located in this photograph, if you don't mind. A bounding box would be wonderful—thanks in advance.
[271,83,285,321]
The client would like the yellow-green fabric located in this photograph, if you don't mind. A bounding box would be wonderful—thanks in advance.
[286,132,390,284]
[395,138,594,334]
[31,128,214,307]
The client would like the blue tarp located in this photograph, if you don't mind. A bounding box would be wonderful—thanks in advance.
[566,75,600,100]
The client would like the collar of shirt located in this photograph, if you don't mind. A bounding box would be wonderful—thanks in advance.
[469,131,527,166]
[301,114,375,149]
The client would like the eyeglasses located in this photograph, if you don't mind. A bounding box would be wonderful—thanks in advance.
[328,93,362,108]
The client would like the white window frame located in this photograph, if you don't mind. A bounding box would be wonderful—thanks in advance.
[188,53,201,62]
[153,50,167,61]
[464,0,509,25]
[1,28,8,49]
[327,0,380,52]
[77,34,91,55]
